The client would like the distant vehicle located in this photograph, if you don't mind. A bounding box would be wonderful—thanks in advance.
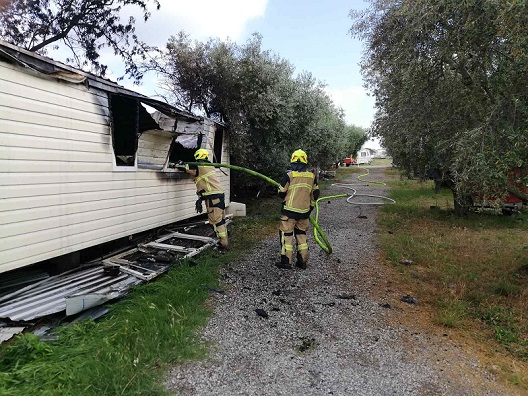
[357,148,374,164]
[472,168,527,215]
[343,157,356,167]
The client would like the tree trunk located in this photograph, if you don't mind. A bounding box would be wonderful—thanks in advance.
[452,188,473,216]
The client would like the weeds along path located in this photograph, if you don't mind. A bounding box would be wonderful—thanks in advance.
[165,166,517,396]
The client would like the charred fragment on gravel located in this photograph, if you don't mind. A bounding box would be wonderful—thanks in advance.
[296,336,317,352]
[336,293,356,300]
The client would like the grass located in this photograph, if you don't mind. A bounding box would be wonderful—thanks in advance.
[377,170,528,388]
[0,166,351,395]
[369,158,393,166]
[0,196,280,396]
[6,164,524,393]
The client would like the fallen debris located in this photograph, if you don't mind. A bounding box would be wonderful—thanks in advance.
[296,337,317,352]
[0,326,25,343]
[401,295,419,305]
[0,265,141,321]
[255,308,269,318]
[335,293,356,300]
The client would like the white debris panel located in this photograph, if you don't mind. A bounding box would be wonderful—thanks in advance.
[0,266,141,321]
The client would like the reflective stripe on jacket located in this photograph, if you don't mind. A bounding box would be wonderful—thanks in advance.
[185,164,224,197]
[279,170,318,218]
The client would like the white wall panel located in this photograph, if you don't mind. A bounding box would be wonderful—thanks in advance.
[0,59,229,273]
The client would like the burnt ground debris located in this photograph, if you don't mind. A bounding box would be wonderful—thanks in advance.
[165,167,520,396]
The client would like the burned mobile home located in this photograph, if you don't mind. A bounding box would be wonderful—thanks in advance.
[0,39,233,274]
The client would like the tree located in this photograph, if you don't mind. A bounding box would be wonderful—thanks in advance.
[0,0,160,82]
[149,33,361,192]
[350,0,528,215]
[339,125,367,159]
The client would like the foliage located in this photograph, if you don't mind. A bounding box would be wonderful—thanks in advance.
[0,0,160,82]
[377,174,528,368]
[350,0,528,215]
[146,33,366,188]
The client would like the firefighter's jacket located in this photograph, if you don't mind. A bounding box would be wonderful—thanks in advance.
[278,169,320,219]
[185,161,224,198]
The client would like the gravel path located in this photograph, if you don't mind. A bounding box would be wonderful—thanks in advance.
[165,167,518,396]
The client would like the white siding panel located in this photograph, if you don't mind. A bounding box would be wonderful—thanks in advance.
[0,194,198,239]
[0,91,105,124]
[1,206,199,273]
[0,63,107,105]
[0,159,112,173]
[0,146,109,163]
[0,177,195,210]
[0,170,178,186]
[0,77,106,117]
[0,132,109,153]
[0,60,231,273]
[0,175,192,199]
[0,186,198,225]
[0,120,110,144]
[1,202,197,251]
[0,107,106,134]
[137,130,172,168]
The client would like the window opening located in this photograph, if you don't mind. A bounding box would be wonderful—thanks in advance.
[110,95,139,166]
[213,128,224,163]
[168,133,203,165]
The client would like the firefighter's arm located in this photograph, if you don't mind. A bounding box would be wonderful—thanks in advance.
[278,173,290,199]
[310,181,320,208]
[180,163,198,176]
[169,160,194,174]
[312,179,320,200]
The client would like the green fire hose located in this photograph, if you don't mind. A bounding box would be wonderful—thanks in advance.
[184,162,347,253]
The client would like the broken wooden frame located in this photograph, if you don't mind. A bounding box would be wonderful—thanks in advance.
[102,231,217,281]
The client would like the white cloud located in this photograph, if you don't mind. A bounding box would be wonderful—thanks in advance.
[325,85,375,129]
[132,0,268,46]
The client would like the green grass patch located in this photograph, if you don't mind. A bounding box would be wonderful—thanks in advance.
[0,196,281,396]
[377,169,528,370]
[370,158,393,166]
[436,298,471,328]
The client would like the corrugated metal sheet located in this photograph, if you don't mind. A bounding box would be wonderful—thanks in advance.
[0,270,49,298]
[0,266,141,321]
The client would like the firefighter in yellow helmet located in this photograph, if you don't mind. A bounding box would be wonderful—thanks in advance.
[182,148,228,248]
[276,149,319,269]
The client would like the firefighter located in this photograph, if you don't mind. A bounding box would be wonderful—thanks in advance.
[179,149,228,249]
[277,149,320,269]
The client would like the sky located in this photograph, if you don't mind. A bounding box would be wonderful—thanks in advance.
[113,0,379,146]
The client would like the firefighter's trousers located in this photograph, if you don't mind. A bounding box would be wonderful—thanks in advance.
[279,216,310,265]
[205,196,228,248]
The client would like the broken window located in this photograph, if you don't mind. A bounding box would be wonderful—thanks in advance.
[213,128,224,163]
[110,95,139,166]
[109,94,161,167]
[168,133,203,165]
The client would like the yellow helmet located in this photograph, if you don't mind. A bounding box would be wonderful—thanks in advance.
[194,148,209,161]
[290,149,307,164]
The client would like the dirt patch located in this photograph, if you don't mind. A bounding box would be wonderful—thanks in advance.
[368,249,528,395]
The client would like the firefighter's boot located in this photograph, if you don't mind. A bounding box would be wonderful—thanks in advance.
[295,251,307,270]
[275,255,292,270]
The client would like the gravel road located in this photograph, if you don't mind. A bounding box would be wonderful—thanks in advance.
[165,167,519,396]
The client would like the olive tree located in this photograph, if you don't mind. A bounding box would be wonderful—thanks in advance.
[0,0,160,81]
[351,0,528,214]
[149,33,361,190]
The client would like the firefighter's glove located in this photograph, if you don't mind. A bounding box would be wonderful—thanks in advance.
[195,199,203,214]
[174,160,186,171]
